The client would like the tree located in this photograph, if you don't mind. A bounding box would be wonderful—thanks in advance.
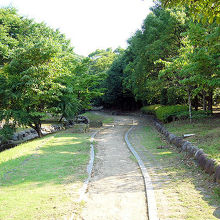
[158,0,220,24]
[0,8,102,137]
[87,48,117,106]
[123,5,187,104]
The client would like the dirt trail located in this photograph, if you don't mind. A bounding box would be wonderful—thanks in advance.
[81,115,148,220]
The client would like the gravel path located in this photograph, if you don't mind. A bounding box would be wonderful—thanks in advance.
[81,116,148,220]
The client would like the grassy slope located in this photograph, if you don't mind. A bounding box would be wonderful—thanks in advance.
[0,131,91,219]
[165,118,220,163]
[129,124,220,220]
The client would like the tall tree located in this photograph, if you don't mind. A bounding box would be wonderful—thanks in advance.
[158,0,220,23]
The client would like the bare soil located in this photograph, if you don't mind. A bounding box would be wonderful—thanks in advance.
[81,115,148,220]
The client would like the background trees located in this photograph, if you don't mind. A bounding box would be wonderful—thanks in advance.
[100,4,219,114]
[158,0,220,24]
[0,7,103,137]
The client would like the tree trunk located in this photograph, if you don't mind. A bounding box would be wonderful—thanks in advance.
[59,114,64,123]
[29,122,43,137]
[188,89,192,123]
[193,95,199,111]
[207,90,213,114]
[202,90,207,111]
[35,123,43,137]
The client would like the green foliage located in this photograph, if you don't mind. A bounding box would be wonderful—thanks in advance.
[141,104,162,115]
[123,5,187,104]
[0,124,15,142]
[155,105,188,122]
[0,8,104,137]
[175,110,210,120]
[158,0,220,24]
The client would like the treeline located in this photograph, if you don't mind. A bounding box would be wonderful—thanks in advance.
[0,8,106,137]
[95,4,219,113]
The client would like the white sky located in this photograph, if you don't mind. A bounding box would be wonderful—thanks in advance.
[0,0,154,56]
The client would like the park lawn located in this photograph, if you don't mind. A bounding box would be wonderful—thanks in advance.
[0,130,91,219]
[129,124,220,220]
[83,111,114,124]
[164,117,220,163]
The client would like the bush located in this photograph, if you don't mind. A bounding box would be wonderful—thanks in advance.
[141,104,162,115]
[176,110,210,120]
[0,124,16,142]
[155,105,188,122]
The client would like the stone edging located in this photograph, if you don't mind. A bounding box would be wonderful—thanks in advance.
[125,126,159,220]
[78,130,99,202]
[0,125,64,152]
[153,120,220,184]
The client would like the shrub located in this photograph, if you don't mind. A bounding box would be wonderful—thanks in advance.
[176,110,210,120]
[0,124,16,142]
[155,105,188,122]
[141,104,162,115]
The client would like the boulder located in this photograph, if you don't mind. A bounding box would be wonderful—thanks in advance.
[181,141,191,152]
[214,165,220,184]
[168,133,176,144]
[75,115,90,124]
[195,149,204,160]
[197,153,208,170]
[187,145,199,157]
[204,159,216,175]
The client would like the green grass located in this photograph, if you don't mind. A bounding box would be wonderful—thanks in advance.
[0,130,91,219]
[165,117,220,163]
[83,111,113,124]
[129,124,220,220]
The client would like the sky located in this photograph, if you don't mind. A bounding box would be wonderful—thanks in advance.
[0,0,154,56]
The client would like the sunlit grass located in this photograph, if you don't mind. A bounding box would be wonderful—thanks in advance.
[165,118,220,162]
[0,131,91,219]
[130,124,220,220]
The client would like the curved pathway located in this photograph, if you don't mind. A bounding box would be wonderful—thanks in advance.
[81,116,148,220]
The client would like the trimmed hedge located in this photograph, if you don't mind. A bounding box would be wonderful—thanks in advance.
[142,104,189,122]
[141,104,162,115]
[142,105,210,122]
[175,110,210,120]
[155,105,188,122]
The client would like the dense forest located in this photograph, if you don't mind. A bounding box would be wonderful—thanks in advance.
[93,4,219,113]
[0,2,219,136]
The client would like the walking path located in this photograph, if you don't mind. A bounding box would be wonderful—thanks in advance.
[81,116,148,220]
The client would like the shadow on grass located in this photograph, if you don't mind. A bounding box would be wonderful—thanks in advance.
[0,133,90,187]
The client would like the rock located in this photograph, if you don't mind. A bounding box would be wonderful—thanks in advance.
[75,115,90,124]
[168,133,176,144]
[188,145,199,157]
[195,149,204,160]
[214,165,220,184]
[11,134,19,141]
[204,159,216,175]
[197,153,208,170]
[181,141,191,152]
[172,137,184,148]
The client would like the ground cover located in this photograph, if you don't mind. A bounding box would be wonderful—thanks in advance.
[129,120,220,219]
[165,117,220,163]
[0,130,91,219]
